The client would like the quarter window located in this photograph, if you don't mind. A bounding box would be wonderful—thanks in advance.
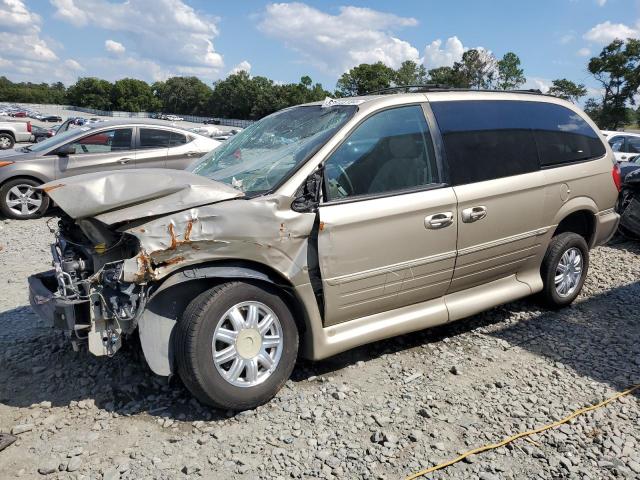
[528,102,606,166]
[67,128,132,154]
[323,105,438,200]
[431,100,539,185]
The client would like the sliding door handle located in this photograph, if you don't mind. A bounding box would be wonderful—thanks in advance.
[462,206,487,223]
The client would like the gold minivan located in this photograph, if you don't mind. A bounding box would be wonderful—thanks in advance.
[30,89,620,409]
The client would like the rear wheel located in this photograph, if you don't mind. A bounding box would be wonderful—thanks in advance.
[0,178,50,219]
[175,282,298,410]
[539,232,589,308]
[0,133,14,150]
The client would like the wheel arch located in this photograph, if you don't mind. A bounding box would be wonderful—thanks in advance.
[138,259,311,376]
[550,198,598,248]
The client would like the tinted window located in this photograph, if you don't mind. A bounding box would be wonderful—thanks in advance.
[627,136,640,154]
[67,128,132,154]
[169,131,188,146]
[609,136,626,152]
[324,105,438,200]
[528,102,606,166]
[139,128,171,148]
[431,100,539,185]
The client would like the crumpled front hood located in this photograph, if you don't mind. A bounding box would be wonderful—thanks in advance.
[42,168,244,224]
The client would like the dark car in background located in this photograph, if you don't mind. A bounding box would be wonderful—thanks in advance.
[41,115,62,122]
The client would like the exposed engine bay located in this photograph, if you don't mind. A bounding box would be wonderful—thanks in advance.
[48,214,148,356]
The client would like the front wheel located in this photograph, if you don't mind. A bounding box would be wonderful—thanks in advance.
[539,232,589,308]
[0,178,50,219]
[175,282,299,410]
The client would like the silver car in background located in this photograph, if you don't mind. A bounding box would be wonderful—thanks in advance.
[0,119,220,219]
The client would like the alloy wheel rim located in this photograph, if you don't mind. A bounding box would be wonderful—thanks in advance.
[0,137,10,148]
[212,301,283,388]
[555,247,583,298]
[6,184,42,217]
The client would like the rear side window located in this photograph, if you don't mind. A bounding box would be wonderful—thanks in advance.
[627,136,640,154]
[139,128,171,148]
[527,103,605,166]
[431,100,539,185]
[431,100,606,184]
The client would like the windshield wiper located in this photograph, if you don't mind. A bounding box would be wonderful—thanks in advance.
[21,146,32,152]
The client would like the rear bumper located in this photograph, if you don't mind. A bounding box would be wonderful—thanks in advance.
[594,208,620,246]
[28,270,90,331]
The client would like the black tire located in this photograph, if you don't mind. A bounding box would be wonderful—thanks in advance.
[0,133,14,150]
[0,178,50,219]
[175,281,299,410]
[539,232,589,308]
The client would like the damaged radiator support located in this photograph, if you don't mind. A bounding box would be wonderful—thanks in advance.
[49,216,148,357]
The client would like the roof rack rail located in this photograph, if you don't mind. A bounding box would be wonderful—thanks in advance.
[366,85,544,96]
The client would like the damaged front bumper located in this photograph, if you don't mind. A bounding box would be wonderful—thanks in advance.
[28,270,90,332]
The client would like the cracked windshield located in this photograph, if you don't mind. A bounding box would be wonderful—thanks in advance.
[189,104,356,193]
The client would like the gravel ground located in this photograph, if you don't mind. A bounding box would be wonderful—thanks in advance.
[0,216,639,479]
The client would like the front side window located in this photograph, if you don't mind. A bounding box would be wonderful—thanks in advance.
[528,102,606,166]
[323,105,438,200]
[431,100,539,185]
[67,128,133,154]
[190,105,357,194]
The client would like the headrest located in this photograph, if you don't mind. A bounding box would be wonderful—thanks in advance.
[388,136,419,158]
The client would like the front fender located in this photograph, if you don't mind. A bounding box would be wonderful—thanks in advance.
[138,263,287,376]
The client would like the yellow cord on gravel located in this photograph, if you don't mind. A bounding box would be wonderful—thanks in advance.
[405,384,640,480]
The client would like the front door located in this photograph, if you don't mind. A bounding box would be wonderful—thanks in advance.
[318,105,457,326]
[56,127,135,178]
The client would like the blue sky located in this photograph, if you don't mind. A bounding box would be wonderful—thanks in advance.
[1,0,639,97]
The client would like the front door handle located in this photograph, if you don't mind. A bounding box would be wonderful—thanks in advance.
[621,155,628,160]
[118,157,133,165]
[185,151,200,157]
[462,206,487,223]
[425,212,454,229]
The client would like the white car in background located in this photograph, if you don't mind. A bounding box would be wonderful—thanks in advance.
[602,130,640,162]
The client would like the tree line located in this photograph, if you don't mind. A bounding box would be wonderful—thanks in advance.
[1,39,639,128]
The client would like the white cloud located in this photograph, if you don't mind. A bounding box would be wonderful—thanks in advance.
[0,0,81,83]
[51,0,89,26]
[422,36,465,68]
[583,21,639,44]
[105,39,125,55]
[50,0,224,80]
[230,60,252,75]
[64,59,83,70]
[577,47,591,57]
[596,0,607,6]
[525,77,552,93]
[0,0,42,30]
[259,2,419,73]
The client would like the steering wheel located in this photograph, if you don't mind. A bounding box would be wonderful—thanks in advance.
[337,165,354,195]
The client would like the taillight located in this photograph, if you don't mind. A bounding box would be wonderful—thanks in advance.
[612,164,622,192]
[27,121,31,133]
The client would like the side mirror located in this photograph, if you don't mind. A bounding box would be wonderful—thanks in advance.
[55,144,76,156]
[292,167,323,213]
